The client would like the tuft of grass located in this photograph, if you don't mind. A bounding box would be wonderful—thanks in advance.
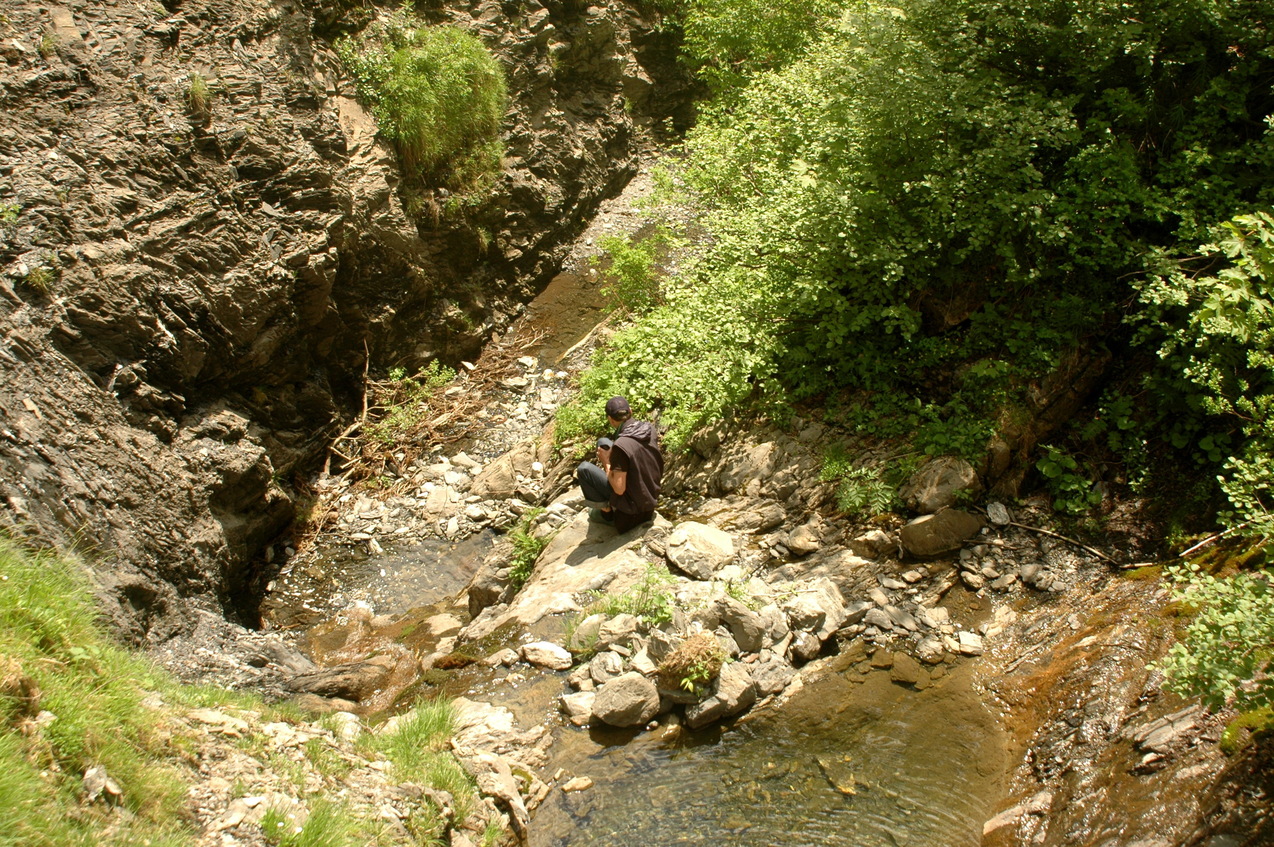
[38,31,58,58]
[187,71,212,120]
[364,699,477,823]
[261,798,377,847]
[572,565,677,630]
[22,264,55,293]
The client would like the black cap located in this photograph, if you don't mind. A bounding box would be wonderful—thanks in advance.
[605,396,631,419]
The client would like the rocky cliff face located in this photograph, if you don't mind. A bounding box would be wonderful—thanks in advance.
[0,0,691,641]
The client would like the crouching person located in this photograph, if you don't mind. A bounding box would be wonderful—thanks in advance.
[576,396,664,533]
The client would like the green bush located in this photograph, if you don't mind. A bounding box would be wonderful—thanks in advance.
[1157,561,1274,712]
[507,509,550,593]
[339,12,507,189]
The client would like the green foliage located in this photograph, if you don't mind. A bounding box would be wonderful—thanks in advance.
[1157,561,1274,712]
[1137,212,1274,535]
[0,203,17,225]
[656,632,726,697]
[186,71,211,119]
[507,509,550,593]
[22,262,55,294]
[578,565,677,627]
[261,798,373,847]
[338,11,507,190]
[0,539,191,845]
[37,31,58,59]
[679,0,851,95]
[593,228,680,316]
[820,448,896,517]
[1036,445,1102,515]
[366,360,456,446]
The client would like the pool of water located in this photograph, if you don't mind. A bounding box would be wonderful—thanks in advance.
[532,662,1007,847]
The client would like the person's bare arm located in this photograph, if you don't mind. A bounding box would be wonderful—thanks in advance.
[599,446,628,496]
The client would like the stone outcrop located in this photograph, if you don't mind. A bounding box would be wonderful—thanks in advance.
[0,0,692,642]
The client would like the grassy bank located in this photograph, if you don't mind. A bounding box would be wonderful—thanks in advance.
[0,538,490,847]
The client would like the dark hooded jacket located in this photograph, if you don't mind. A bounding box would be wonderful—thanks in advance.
[610,418,663,516]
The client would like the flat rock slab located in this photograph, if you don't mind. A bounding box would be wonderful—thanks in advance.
[461,511,657,642]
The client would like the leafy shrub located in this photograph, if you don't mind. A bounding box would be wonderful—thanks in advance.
[819,447,899,517]
[1036,445,1102,515]
[593,227,680,316]
[339,12,507,190]
[1157,562,1274,712]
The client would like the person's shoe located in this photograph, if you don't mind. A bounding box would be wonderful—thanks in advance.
[590,508,615,524]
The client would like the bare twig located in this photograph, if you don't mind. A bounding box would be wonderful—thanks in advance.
[1008,521,1117,564]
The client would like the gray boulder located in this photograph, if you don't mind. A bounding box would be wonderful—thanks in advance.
[592,672,661,728]
[716,596,766,653]
[900,456,981,514]
[899,509,985,557]
[684,663,758,729]
[665,521,736,579]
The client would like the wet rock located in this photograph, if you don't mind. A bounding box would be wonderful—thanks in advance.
[900,509,986,557]
[592,672,661,728]
[890,652,927,688]
[957,631,985,656]
[560,691,595,726]
[684,663,757,729]
[751,654,796,696]
[1128,705,1203,754]
[900,456,981,514]
[665,521,736,579]
[520,642,573,670]
[982,790,1052,837]
[287,653,402,701]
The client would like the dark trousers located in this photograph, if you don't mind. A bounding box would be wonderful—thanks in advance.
[576,461,652,533]
[577,461,612,504]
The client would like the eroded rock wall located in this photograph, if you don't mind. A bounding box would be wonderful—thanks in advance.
[0,0,691,639]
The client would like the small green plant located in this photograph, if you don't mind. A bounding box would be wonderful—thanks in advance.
[187,71,211,120]
[0,203,17,225]
[656,632,727,697]
[1036,445,1102,514]
[580,565,677,626]
[22,264,54,293]
[820,447,898,517]
[38,31,58,58]
[507,508,550,593]
[366,360,456,445]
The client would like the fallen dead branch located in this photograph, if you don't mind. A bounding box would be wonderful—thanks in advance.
[1007,521,1118,564]
[325,327,549,492]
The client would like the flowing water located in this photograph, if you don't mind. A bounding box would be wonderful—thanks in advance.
[532,661,1006,847]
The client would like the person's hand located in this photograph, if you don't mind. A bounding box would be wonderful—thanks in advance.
[596,445,611,465]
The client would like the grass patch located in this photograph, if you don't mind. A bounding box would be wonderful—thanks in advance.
[338,10,507,191]
[0,539,192,845]
[363,699,477,822]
